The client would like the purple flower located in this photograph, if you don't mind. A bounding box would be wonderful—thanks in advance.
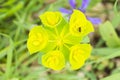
[60,0,101,25]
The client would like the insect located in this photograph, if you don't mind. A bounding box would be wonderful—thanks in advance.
[78,27,81,32]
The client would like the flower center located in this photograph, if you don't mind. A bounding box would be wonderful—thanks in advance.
[56,37,63,47]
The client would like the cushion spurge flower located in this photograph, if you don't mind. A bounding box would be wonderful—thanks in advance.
[27,4,94,70]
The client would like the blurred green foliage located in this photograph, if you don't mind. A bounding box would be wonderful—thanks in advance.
[0,0,120,80]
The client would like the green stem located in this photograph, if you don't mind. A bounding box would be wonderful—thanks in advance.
[0,33,14,80]
[14,26,21,41]
[6,47,13,80]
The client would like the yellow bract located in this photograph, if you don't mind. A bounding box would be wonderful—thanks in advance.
[40,11,62,28]
[69,9,94,37]
[27,26,48,54]
[42,50,65,70]
[70,44,92,70]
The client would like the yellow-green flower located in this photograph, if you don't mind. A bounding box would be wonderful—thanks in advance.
[40,11,62,28]
[42,50,65,70]
[69,9,94,37]
[27,26,48,54]
[27,10,94,70]
[69,44,92,70]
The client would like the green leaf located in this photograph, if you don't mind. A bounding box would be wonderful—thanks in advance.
[112,0,120,28]
[113,0,118,15]
[2,0,16,6]
[0,47,9,59]
[92,48,120,56]
[38,52,44,65]
[91,50,120,64]
[0,2,24,20]
[112,14,120,28]
[101,73,120,80]
[112,67,120,74]
[81,36,90,43]
[0,33,14,79]
[99,21,120,48]
[87,48,120,66]
[84,70,97,80]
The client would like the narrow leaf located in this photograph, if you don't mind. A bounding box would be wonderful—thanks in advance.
[101,73,120,80]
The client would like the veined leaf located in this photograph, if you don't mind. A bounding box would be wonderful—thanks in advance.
[99,21,120,47]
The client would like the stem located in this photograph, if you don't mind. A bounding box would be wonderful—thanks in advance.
[6,47,13,80]
[0,33,14,80]
[14,26,21,41]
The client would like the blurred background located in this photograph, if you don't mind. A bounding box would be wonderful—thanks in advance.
[0,0,120,80]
